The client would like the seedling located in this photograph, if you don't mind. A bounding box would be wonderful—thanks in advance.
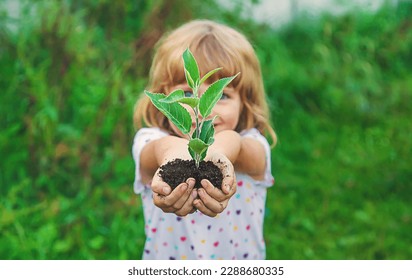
[145,48,238,168]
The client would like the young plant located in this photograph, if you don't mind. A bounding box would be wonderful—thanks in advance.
[145,48,239,168]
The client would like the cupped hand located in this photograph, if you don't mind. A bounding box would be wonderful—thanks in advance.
[151,169,197,216]
[193,153,237,217]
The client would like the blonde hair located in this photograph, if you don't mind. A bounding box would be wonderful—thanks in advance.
[134,19,277,146]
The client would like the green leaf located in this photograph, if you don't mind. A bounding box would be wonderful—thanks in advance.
[188,146,195,161]
[199,116,217,145]
[159,89,199,108]
[199,149,207,162]
[188,138,209,156]
[183,48,200,88]
[199,67,222,86]
[160,89,185,103]
[178,97,199,108]
[145,90,192,135]
[185,69,195,89]
[199,73,239,118]
[188,146,207,163]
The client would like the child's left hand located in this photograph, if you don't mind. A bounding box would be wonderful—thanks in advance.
[193,153,237,217]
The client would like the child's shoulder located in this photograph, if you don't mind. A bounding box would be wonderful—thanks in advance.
[239,128,272,156]
[240,128,268,143]
[133,127,170,145]
[240,128,261,137]
[135,127,170,137]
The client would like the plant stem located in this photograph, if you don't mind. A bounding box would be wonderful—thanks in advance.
[195,86,201,139]
[193,106,200,169]
[194,107,200,139]
[193,84,199,98]
[193,84,201,169]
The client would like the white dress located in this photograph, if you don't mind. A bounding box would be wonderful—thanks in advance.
[132,127,274,260]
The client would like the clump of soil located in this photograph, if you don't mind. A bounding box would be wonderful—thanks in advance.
[159,159,223,189]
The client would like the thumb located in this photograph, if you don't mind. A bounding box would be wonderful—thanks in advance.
[151,171,172,195]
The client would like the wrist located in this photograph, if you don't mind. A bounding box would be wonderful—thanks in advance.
[156,136,191,165]
[210,130,241,163]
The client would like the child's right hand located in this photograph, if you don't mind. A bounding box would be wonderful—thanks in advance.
[193,152,237,217]
[150,170,197,216]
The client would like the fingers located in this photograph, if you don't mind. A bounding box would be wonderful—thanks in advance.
[193,199,217,217]
[175,188,198,216]
[222,172,236,194]
[152,178,197,216]
[151,170,172,196]
[193,179,237,217]
[209,156,236,195]
[197,187,227,214]
[219,162,234,182]
[152,181,186,210]
[173,179,195,210]
[200,179,236,202]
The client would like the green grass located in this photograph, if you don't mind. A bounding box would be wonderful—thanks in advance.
[1,0,411,259]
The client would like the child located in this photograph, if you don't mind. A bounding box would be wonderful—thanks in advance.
[132,19,277,260]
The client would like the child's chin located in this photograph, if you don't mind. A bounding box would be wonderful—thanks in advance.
[214,125,225,133]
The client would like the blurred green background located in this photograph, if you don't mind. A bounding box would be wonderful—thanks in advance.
[1,0,411,259]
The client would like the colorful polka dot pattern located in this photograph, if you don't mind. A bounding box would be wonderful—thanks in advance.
[140,175,270,260]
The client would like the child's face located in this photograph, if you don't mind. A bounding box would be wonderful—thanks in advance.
[168,83,241,138]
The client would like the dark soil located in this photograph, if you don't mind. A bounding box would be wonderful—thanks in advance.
[159,159,223,189]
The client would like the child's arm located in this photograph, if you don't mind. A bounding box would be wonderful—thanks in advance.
[207,130,267,180]
[140,136,197,216]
